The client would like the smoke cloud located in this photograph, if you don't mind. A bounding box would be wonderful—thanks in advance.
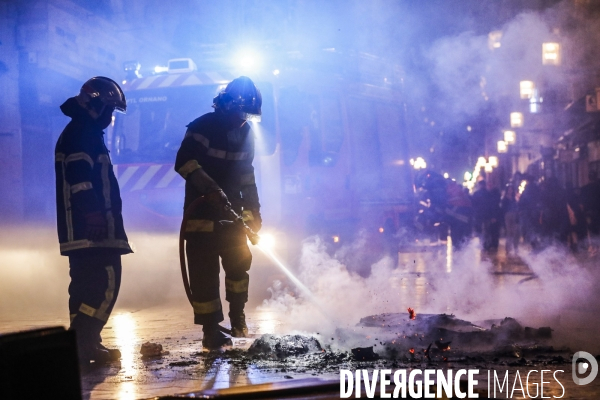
[259,235,600,353]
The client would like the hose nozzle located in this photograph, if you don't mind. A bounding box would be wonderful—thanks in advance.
[224,204,260,245]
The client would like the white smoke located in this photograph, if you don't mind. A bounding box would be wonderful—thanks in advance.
[258,236,600,353]
[427,11,563,122]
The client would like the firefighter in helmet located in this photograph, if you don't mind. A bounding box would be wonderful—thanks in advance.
[175,76,262,349]
[55,77,132,364]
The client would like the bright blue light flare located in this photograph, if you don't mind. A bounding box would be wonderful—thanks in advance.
[236,49,262,71]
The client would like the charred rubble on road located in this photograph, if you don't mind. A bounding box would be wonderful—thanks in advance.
[130,312,577,378]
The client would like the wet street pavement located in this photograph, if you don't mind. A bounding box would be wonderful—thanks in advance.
[2,303,600,399]
[1,229,600,399]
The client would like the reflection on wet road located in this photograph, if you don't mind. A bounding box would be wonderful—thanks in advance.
[112,313,138,400]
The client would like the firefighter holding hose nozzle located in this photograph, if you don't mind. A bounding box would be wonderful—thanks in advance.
[175,76,262,350]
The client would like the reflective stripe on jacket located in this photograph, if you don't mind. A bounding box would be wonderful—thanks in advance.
[175,111,260,221]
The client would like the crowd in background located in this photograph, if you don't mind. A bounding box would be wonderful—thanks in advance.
[470,171,600,254]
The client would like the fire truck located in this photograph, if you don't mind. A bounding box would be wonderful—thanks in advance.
[107,55,414,257]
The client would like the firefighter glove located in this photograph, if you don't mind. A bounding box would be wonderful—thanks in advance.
[205,189,230,210]
[188,167,221,194]
[242,209,262,233]
[84,211,108,241]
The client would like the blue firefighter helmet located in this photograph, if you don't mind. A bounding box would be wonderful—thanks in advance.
[213,76,262,121]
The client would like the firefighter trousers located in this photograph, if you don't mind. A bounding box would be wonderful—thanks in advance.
[68,252,122,355]
[185,226,252,325]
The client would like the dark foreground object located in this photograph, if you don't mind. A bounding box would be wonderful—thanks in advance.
[145,377,491,399]
[147,378,341,399]
[0,326,82,400]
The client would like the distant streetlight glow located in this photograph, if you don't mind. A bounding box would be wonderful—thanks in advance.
[413,157,427,170]
[519,180,527,195]
[542,42,561,65]
[520,81,535,99]
[443,172,449,179]
[498,141,508,153]
[466,156,499,190]
[530,89,542,113]
[504,130,516,145]
[510,112,524,128]
[488,31,502,50]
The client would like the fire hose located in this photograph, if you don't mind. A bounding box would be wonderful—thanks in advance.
[179,195,260,335]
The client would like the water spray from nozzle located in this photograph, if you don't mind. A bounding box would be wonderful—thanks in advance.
[256,242,334,325]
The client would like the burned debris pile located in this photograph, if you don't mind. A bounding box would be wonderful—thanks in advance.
[140,342,164,357]
[353,312,555,362]
[150,313,565,379]
[248,334,323,359]
[351,346,380,361]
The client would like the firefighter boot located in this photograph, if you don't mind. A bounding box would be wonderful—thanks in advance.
[229,306,248,338]
[202,324,233,350]
[78,343,117,366]
[97,343,122,361]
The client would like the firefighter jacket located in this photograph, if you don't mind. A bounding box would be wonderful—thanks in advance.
[54,97,132,256]
[175,111,260,231]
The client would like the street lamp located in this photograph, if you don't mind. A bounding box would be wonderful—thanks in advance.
[488,156,498,167]
[510,112,524,128]
[520,81,535,99]
[498,140,508,153]
[504,130,516,145]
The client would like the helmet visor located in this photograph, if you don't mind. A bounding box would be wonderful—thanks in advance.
[105,95,127,114]
[113,103,127,114]
[241,111,261,122]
